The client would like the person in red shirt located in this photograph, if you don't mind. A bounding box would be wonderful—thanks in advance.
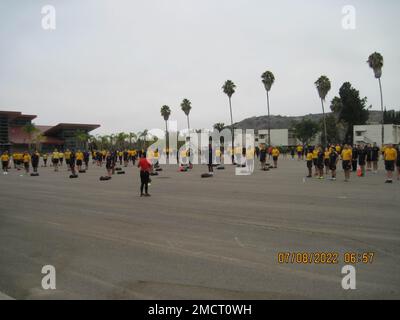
[137,152,152,197]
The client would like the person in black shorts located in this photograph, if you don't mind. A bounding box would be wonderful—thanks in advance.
[84,151,90,170]
[371,143,380,173]
[105,151,114,177]
[31,150,40,173]
[69,151,77,176]
[316,146,324,179]
[1,151,10,175]
[328,147,339,180]
[259,145,267,170]
[123,150,129,167]
[358,145,367,177]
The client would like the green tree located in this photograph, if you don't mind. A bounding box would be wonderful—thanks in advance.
[180,98,192,141]
[75,130,89,150]
[160,105,171,162]
[116,132,128,149]
[319,114,340,144]
[367,52,384,145]
[315,75,331,147]
[213,123,225,132]
[292,119,320,145]
[128,132,137,148]
[383,109,400,125]
[22,123,39,151]
[222,80,236,162]
[261,71,275,146]
[335,82,369,144]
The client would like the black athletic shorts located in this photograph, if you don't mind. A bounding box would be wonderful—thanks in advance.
[2,161,8,169]
[76,160,83,166]
[306,160,313,169]
[324,159,329,167]
[385,160,395,172]
[53,159,59,164]
[329,164,337,171]
[313,159,317,166]
[342,160,351,171]
[273,156,278,161]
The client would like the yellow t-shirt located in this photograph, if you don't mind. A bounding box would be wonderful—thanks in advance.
[64,151,71,160]
[312,150,318,159]
[52,152,59,159]
[23,154,31,163]
[76,152,84,161]
[306,152,313,161]
[1,154,9,162]
[297,146,303,153]
[272,148,280,157]
[384,148,397,161]
[341,149,352,161]
[324,151,330,159]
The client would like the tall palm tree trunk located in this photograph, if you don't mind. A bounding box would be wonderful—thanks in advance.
[228,97,234,164]
[379,78,384,145]
[165,120,169,164]
[266,90,271,146]
[321,99,328,147]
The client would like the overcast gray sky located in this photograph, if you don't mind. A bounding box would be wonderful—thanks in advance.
[0,0,399,134]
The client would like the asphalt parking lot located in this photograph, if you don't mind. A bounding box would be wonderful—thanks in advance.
[0,158,399,299]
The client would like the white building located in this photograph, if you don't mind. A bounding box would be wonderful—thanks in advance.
[354,124,400,145]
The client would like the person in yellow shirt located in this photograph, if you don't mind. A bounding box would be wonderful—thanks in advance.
[52,149,60,172]
[76,150,84,171]
[118,150,123,166]
[1,151,10,174]
[23,151,31,173]
[324,147,330,175]
[312,147,319,176]
[297,145,303,160]
[305,148,313,178]
[13,152,23,170]
[383,144,397,183]
[396,145,400,181]
[59,152,64,166]
[42,152,48,167]
[132,149,137,165]
[64,149,71,170]
[271,147,280,168]
[341,144,352,182]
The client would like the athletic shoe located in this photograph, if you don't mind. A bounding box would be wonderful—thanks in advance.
[385,180,393,184]
[144,193,151,197]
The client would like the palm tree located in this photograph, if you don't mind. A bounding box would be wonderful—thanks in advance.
[181,98,192,141]
[222,80,236,163]
[22,123,38,151]
[138,130,149,150]
[116,132,128,149]
[75,129,89,150]
[367,52,384,145]
[128,132,137,148]
[33,133,45,152]
[261,71,275,146]
[315,75,331,146]
[160,105,171,162]
[213,123,225,132]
